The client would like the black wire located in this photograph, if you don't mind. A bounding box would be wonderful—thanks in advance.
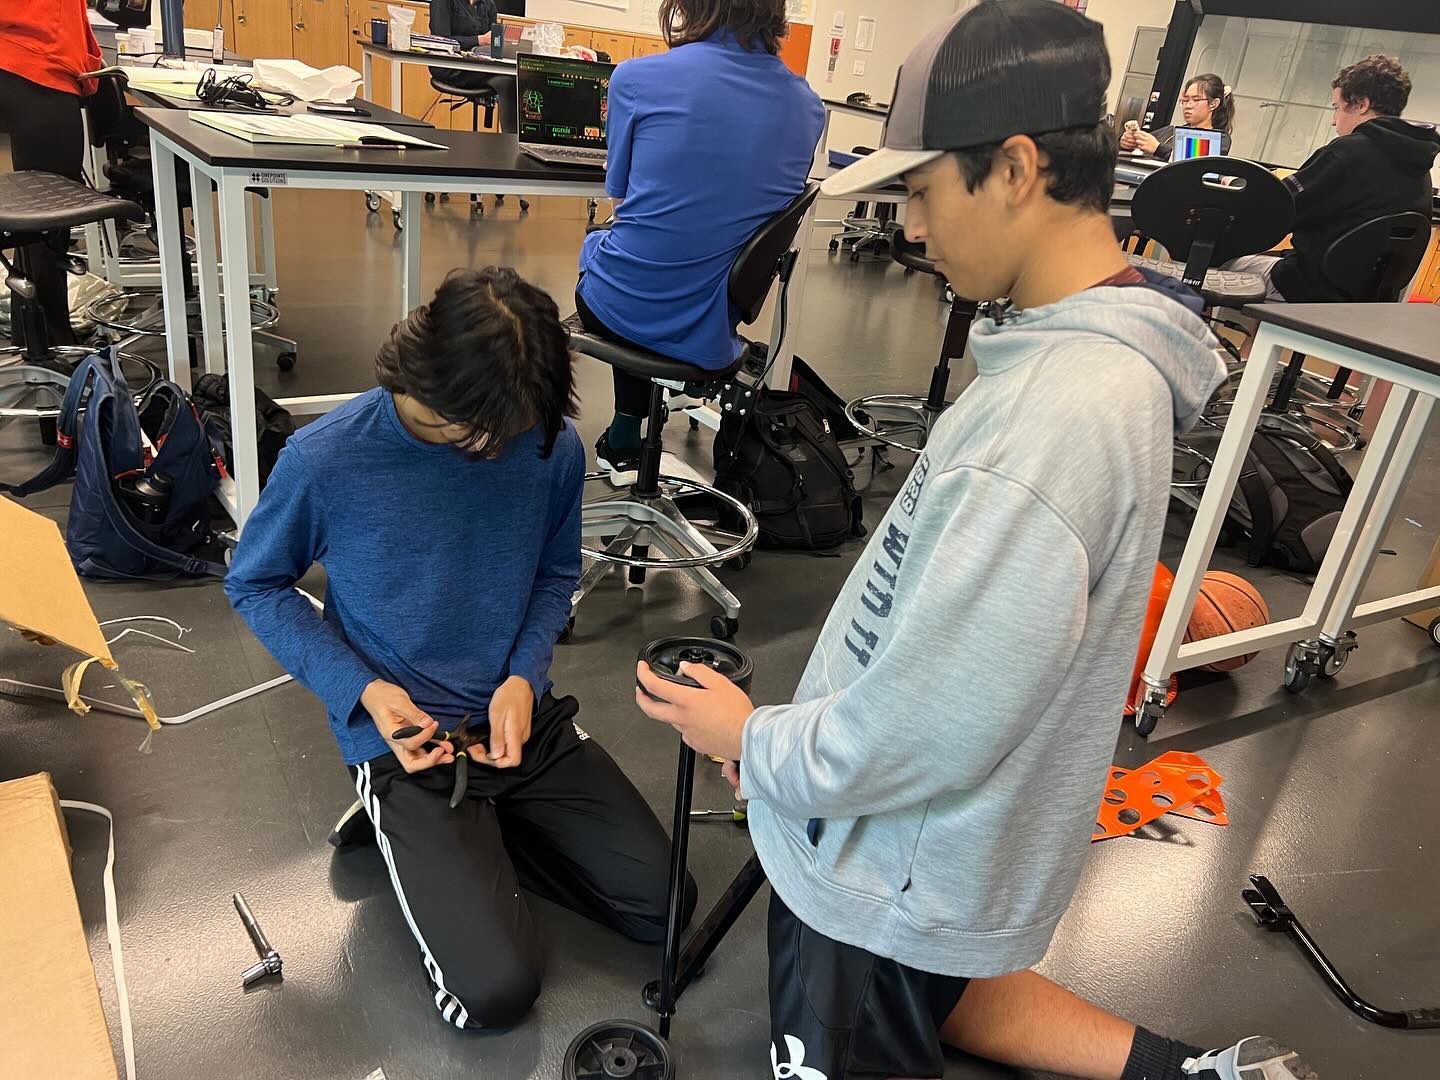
[194,68,295,112]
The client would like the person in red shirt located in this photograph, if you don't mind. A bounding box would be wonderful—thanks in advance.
[0,0,104,346]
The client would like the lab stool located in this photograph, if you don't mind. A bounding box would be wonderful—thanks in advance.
[0,171,155,441]
[845,225,978,455]
[428,76,529,217]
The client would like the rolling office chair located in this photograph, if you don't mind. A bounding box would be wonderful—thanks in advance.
[828,147,896,261]
[1264,210,1432,450]
[565,182,821,639]
[427,75,530,216]
[0,172,149,440]
[845,224,979,455]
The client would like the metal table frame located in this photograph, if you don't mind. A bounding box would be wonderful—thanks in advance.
[1137,311,1440,725]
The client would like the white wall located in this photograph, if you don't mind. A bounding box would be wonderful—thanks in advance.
[1084,0,1174,110]
[804,0,960,153]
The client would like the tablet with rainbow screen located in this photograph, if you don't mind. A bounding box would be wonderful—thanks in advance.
[1173,126,1225,161]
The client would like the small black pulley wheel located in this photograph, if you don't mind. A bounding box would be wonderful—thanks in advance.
[1428,617,1440,649]
[563,1020,674,1080]
[640,636,753,696]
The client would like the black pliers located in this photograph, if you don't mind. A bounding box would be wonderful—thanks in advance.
[392,712,488,809]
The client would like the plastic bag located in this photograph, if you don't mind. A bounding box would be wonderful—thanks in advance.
[252,58,362,103]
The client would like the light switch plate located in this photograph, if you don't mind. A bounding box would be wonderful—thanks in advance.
[852,60,866,76]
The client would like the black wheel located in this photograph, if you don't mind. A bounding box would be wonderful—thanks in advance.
[849,250,861,263]
[628,565,647,586]
[439,192,450,202]
[38,416,58,447]
[710,615,739,641]
[276,352,297,373]
[725,551,752,572]
[494,194,505,205]
[1134,702,1161,737]
[423,192,436,204]
[1318,642,1352,679]
[563,1020,674,1080]
[688,417,700,430]
[392,208,403,231]
[519,199,531,213]
[828,239,840,253]
[1283,643,1313,694]
[558,616,575,645]
[1428,617,1440,649]
[364,192,381,213]
[905,267,915,276]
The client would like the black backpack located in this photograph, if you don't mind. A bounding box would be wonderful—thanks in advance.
[1178,415,1353,574]
[712,386,865,551]
[190,372,295,490]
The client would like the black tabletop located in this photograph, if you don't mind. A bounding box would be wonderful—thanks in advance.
[821,97,889,118]
[1243,302,1440,379]
[363,38,523,67]
[127,87,433,130]
[136,108,608,185]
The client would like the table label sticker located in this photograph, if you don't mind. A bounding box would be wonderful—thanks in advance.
[248,171,289,186]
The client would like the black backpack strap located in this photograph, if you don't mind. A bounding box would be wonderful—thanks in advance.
[94,471,226,577]
[1233,449,1275,567]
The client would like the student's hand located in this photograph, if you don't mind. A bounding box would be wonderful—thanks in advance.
[720,760,741,793]
[635,661,752,762]
[483,675,533,769]
[1132,130,1160,155]
[1118,128,1139,151]
[477,32,492,44]
[363,679,454,773]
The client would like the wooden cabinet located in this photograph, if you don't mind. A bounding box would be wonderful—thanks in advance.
[292,0,350,69]
[184,0,235,41]
[592,32,635,63]
[631,36,667,58]
[232,0,296,60]
[1414,226,1440,301]
[562,26,594,50]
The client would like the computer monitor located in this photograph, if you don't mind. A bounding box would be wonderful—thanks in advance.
[1172,126,1225,161]
[516,53,616,150]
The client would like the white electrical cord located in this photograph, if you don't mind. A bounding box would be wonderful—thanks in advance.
[59,800,136,1080]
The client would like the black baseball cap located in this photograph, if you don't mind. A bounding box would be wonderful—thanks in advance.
[822,0,1110,197]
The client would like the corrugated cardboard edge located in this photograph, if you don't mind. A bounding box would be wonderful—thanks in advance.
[0,773,120,1080]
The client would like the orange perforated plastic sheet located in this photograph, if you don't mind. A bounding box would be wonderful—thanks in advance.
[1093,751,1227,841]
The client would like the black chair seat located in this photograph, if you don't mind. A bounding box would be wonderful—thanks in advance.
[0,171,141,239]
[1128,254,1268,306]
[565,313,745,384]
[430,76,497,101]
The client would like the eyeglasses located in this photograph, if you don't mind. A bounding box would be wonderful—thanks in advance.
[1178,96,1213,105]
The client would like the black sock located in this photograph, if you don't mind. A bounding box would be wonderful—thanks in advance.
[1122,1026,1206,1080]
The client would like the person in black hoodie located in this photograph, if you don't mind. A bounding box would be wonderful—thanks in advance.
[1228,54,1440,301]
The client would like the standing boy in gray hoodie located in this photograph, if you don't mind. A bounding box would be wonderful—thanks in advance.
[636,4,1318,1080]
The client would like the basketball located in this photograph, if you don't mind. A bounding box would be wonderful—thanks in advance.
[1185,572,1270,671]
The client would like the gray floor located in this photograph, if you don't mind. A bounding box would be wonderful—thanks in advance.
[3,179,1439,1080]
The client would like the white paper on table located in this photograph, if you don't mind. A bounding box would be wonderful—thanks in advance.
[251,59,363,104]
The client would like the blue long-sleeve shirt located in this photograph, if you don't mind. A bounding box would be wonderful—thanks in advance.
[224,388,583,765]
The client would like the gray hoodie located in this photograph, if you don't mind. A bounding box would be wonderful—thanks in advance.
[741,285,1226,977]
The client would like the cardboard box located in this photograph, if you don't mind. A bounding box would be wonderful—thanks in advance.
[0,773,118,1080]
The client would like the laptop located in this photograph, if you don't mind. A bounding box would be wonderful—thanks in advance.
[516,52,616,168]
[1171,126,1225,161]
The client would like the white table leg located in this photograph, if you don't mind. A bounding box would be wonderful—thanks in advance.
[768,197,820,389]
[1315,390,1434,642]
[1141,326,1283,693]
[149,138,193,390]
[216,174,263,529]
[189,165,225,376]
[400,189,422,316]
[391,55,403,112]
[362,49,374,101]
[258,194,279,294]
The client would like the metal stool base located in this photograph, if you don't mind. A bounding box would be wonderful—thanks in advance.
[845,393,950,455]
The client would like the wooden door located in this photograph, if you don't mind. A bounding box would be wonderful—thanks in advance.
[292,0,350,69]
[563,27,593,50]
[184,0,235,40]
[631,36,667,58]
[232,0,295,60]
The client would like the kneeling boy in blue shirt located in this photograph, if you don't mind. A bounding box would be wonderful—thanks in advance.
[226,267,693,1029]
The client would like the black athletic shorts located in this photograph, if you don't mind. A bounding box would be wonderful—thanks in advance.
[767,891,970,1080]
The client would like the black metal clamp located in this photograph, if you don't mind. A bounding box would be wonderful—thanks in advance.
[1244,874,1440,1030]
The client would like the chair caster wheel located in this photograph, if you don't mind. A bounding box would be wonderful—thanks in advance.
[563,1021,674,1080]
[558,616,575,645]
[829,240,840,253]
[1134,702,1161,737]
[494,194,505,205]
[710,615,739,640]
[725,552,752,571]
[628,566,647,586]
[392,208,403,231]
[1429,616,1440,648]
[689,416,700,430]
[364,192,381,213]
[1283,642,1317,694]
[439,192,450,202]
[423,192,436,204]
[276,352,297,373]
[1318,633,1356,679]
[519,199,531,213]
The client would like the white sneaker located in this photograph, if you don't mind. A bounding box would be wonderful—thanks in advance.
[1183,1037,1318,1080]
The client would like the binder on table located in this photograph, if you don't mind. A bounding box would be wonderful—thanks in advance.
[190,112,447,149]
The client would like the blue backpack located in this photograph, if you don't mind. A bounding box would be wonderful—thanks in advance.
[1,347,225,580]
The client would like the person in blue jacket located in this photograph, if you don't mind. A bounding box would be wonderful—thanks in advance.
[225,267,693,1029]
[575,0,824,480]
